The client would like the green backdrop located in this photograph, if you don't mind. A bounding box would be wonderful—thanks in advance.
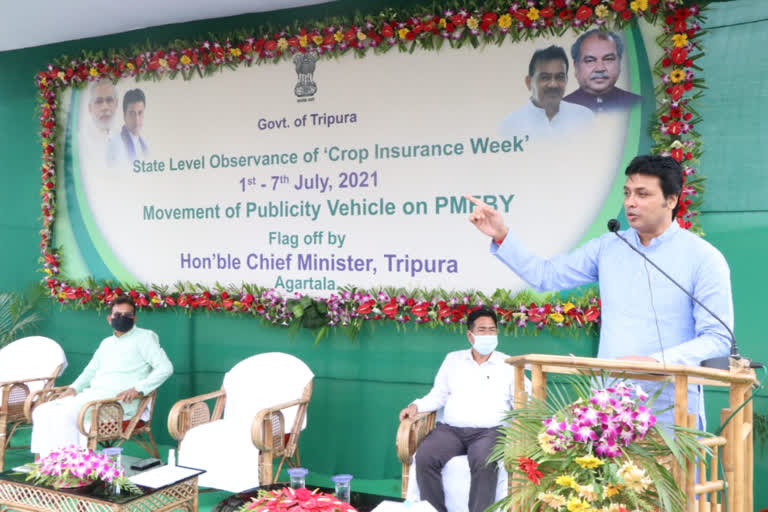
[1,0,767,507]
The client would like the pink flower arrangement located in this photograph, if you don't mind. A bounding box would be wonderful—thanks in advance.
[542,382,656,458]
[22,445,139,493]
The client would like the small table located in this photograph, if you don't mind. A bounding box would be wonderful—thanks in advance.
[0,465,204,512]
[212,484,402,512]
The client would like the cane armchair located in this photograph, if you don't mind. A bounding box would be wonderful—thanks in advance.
[0,336,67,471]
[28,385,159,457]
[168,352,314,493]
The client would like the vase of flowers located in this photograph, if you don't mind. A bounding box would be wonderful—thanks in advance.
[21,445,140,495]
[492,376,709,512]
[239,486,358,512]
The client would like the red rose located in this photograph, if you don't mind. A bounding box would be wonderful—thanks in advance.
[148,58,160,71]
[674,19,687,32]
[155,49,165,58]
[576,5,593,20]
[423,21,435,33]
[481,12,498,25]
[381,24,394,38]
[621,9,633,20]
[611,0,627,11]
[264,40,277,52]
[670,47,688,65]
[513,10,529,23]
[451,13,466,26]
[554,0,566,7]
[445,22,455,32]
[559,9,574,20]
[167,55,178,68]
[539,7,555,18]
[288,36,300,46]
[406,297,415,306]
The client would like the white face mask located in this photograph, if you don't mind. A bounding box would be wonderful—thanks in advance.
[471,334,498,356]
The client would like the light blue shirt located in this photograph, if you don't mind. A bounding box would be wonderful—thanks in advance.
[492,221,733,425]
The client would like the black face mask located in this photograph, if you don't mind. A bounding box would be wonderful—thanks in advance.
[110,314,135,333]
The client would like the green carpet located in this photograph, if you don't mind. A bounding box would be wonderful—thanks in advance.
[3,428,400,511]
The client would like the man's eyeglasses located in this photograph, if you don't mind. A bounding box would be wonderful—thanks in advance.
[472,327,498,334]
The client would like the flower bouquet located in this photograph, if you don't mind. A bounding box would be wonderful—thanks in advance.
[492,376,709,512]
[20,445,140,494]
[240,486,358,512]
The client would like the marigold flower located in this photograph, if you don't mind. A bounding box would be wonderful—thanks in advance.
[438,18,447,28]
[671,33,688,47]
[566,497,592,512]
[89,67,99,77]
[357,31,367,41]
[556,474,576,487]
[630,0,648,11]
[575,455,605,469]
[312,35,323,45]
[299,35,308,47]
[180,55,191,65]
[398,28,410,39]
[229,48,241,57]
[277,38,289,50]
[498,14,512,28]
[158,58,168,67]
[603,484,622,498]
[126,62,135,70]
[550,312,565,323]
[466,16,479,30]
[334,32,344,42]
[527,7,540,20]
[669,69,685,83]
[595,5,609,18]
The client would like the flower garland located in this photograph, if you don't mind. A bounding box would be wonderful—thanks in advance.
[35,0,705,336]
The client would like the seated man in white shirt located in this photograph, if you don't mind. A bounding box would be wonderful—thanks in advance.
[31,294,173,456]
[399,308,515,512]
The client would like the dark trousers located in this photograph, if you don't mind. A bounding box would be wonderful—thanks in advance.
[415,422,500,512]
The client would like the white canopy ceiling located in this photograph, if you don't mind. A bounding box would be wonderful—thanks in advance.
[1,0,335,52]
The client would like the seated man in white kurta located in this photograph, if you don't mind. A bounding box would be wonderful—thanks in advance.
[31,295,173,456]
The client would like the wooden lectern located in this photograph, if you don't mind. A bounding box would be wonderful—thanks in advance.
[505,354,757,512]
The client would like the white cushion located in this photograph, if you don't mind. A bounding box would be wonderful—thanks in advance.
[0,336,67,393]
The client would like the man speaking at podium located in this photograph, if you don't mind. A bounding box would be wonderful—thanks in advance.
[466,155,733,428]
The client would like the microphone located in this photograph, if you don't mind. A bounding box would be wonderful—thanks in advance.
[606,219,745,370]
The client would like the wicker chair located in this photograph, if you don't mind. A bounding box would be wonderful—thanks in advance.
[28,386,160,457]
[167,352,314,493]
[396,411,509,512]
[0,336,67,471]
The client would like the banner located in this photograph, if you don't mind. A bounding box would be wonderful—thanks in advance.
[54,29,650,297]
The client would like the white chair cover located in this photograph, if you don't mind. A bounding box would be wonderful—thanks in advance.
[0,336,67,393]
[405,456,507,512]
[178,352,314,492]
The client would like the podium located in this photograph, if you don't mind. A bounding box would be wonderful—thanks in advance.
[505,354,757,512]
